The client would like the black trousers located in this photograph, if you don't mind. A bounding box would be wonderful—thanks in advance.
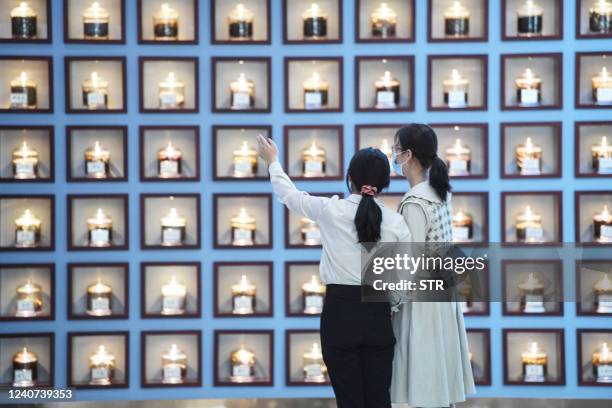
[320,284,395,408]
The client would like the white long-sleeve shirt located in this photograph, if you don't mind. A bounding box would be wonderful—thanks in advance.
[268,161,412,285]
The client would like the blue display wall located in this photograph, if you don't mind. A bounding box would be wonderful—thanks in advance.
[1,0,612,402]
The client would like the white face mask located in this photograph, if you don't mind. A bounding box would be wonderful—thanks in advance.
[392,151,407,176]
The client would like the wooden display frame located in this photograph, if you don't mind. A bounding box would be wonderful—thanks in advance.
[576,259,612,316]
[283,125,344,181]
[211,125,272,181]
[0,55,53,114]
[285,261,323,317]
[355,0,416,43]
[0,263,55,322]
[137,0,199,44]
[285,192,343,249]
[467,328,491,385]
[0,332,54,387]
[577,328,612,386]
[63,0,126,44]
[427,0,489,42]
[575,190,612,247]
[0,125,55,183]
[0,0,52,44]
[575,121,612,178]
[139,57,199,114]
[0,194,55,252]
[211,57,272,113]
[285,329,330,386]
[284,57,344,113]
[501,0,563,41]
[210,0,272,45]
[282,0,343,44]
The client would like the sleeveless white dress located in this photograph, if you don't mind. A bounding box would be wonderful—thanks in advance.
[390,182,475,408]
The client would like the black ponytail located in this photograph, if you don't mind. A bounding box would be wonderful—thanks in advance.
[346,148,390,246]
[394,124,452,201]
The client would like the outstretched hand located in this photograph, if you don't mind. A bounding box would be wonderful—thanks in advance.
[256,133,279,163]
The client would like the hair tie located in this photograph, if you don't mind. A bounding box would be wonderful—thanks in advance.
[360,185,378,196]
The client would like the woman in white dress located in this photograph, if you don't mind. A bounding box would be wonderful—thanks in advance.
[390,124,475,408]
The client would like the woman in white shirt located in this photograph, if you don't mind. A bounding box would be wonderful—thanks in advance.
[257,134,411,408]
[390,124,474,408]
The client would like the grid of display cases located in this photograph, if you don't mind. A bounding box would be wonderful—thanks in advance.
[0,0,611,401]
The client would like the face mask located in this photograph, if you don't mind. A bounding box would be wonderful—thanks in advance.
[392,151,406,177]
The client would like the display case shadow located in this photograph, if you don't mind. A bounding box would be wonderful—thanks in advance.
[575,121,612,178]
[576,0,612,39]
[450,192,489,246]
[0,56,53,113]
[501,260,564,316]
[141,262,201,319]
[502,0,563,41]
[500,191,563,246]
[137,0,198,44]
[212,125,272,181]
[63,0,125,44]
[211,0,271,44]
[0,332,54,388]
[285,261,325,317]
[141,330,202,387]
[467,328,491,385]
[427,55,488,111]
[575,191,612,246]
[503,328,565,386]
[139,126,200,182]
[67,331,128,389]
[285,193,343,249]
[284,125,344,181]
[213,193,273,249]
[211,57,271,113]
[283,0,343,44]
[577,329,612,386]
[0,0,52,43]
[576,259,612,316]
[0,263,54,321]
[0,194,55,252]
[500,122,562,179]
[140,193,201,250]
[139,57,199,113]
[66,125,128,182]
[213,262,273,318]
[355,124,406,180]
[213,330,274,386]
[432,123,489,180]
[575,52,612,109]
[286,330,330,386]
[355,55,415,112]
[67,263,128,320]
[284,57,344,113]
[67,194,128,251]
[0,125,54,183]
[355,0,415,43]
[428,0,488,42]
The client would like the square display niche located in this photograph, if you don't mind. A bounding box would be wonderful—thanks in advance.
[432,123,488,179]
[576,259,612,316]
[577,0,612,39]
[0,263,54,321]
[577,329,612,385]
[466,329,491,385]
[138,0,198,44]
[141,194,200,250]
[575,121,612,177]
[500,122,562,178]
[141,262,201,318]
[503,328,565,385]
[0,56,52,113]
[575,191,612,246]
[576,52,612,109]
[64,0,125,43]
[68,331,128,389]
[211,0,271,44]
[428,55,487,111]
[67,126,127,182]
[0,195,54,251]
[214,262,273,317]
[212,125,271,181]
[67,194,128,251]
[285,57,343,113]
[456,259,489,316]
[140,57,198,113]
[502,0,562,40]
[428,0,488,42]
[501,53,562,110]
[0,126,54,182]
[212,57,271,113]
[285,262,325,317]
[286,193,343,249]
[451,192,489,245]
[284,125,343,180]
[0,0,51,43]
[502,260,563,316]
[65,57,126,113]
[67,263,128,320]
[0,333,54,388]
[140,126,199,181]
[286,330,329,386]
[356,0,415,42]
[355,124,404,180]
[214,330,273,386]
[283,0,342,43]
[213,194,272,249]
[141,330,201,387]
[355,56,414,111]
[501,191,562,245]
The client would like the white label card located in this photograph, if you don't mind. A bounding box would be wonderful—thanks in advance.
[304,161,323,176]
[448,91,467,108]
[160,93,177,107]
[520,158,541,175]
[232,364,251,378]
[525,364,544,377]
[376,91,396,108]
[601,225,612,240]
[16,230,35,245]
[86,160,105,175]
[163,365,182,381]
[91,229,110,244]
[598,157,612,174]
[233,92,251,109]
[92,297,110,312]
[15,162,34,176]
[525,227,544,240]
[17,299,35,312]
[91,367,109,380]
[520,89,539,105]
[160,160,179,176]
[13,369,32,382]
[234,228,252,243]
[598,365,612,378]
[10,93,28,105]
[162,227,182,245]
[596,88,612,104]
[305,295,323,310]
[305,92,322,109]
[449,159,468,175]
[87,92,106,107]
[452,226,470,241]
[233,296,253,313]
